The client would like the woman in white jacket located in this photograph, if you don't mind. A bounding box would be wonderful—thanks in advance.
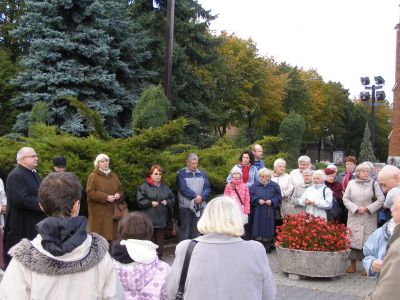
[0,172,123,300]
[298,170,333,220]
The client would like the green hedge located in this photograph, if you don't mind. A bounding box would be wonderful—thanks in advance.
[0,119,287,206]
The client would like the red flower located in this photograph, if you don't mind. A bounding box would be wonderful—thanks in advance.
[275,212,351,252]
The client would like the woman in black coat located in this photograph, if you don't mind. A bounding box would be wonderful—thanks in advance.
[136,165,175,258]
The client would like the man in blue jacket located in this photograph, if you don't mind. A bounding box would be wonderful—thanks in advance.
[176,153,210,241]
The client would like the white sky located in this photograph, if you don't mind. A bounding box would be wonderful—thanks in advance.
[196,0,399,102]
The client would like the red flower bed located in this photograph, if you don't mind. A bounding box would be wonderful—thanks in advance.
[275,213,351,252]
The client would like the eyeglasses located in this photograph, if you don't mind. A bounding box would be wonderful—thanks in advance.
[153,173,163,176]
[23,154,38,159]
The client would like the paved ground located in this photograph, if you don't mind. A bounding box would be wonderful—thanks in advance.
[163,243,375,300]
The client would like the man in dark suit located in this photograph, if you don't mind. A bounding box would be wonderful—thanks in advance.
[3,147,46,268]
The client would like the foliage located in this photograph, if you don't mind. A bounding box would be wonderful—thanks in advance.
[11,0,153,136]
[67,97,110,141]
[279,111,305,168]
[29,101,47,124]
[129,0,220,146]
[0,47,20,135]
[373,101,392,162]
[359,123,376,163]
[275,213,351,252]
[314,161,329,170]
[131,85,171,133]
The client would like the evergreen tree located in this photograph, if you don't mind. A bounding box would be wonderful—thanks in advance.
[11,0,152,137]
[129,0,220,146]
[279,111,305,168]
[131,85,171,134]
[359,123,376,163]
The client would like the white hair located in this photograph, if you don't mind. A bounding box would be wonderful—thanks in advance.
[16,147,34,162]
[94,153,110,168]
[274,158,286,168]
[354,162,372,178]
[313,170,326,181]
[258,167,273,178]
[186,153,198,162]
[298,155,311,164]
[197,196,244,237]
[302,168,314,176]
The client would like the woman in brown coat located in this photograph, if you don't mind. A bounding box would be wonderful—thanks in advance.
[87,153,124,242]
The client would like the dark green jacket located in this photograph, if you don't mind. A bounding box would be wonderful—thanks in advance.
[136,179,175,228]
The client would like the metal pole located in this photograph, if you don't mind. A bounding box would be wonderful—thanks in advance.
[164,0,175,100]
[371,85,376,151]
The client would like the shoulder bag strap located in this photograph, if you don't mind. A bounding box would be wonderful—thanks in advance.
[175,240,198,300]
[323,186,326,200]
[232,185,244,206]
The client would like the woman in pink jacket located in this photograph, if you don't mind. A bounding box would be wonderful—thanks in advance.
[224,166,251,238]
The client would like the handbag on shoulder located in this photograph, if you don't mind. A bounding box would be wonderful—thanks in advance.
[175,240,198,300]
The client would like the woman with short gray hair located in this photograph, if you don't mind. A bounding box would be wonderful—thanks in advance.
[343,162,384,274]
[271,158,294,218]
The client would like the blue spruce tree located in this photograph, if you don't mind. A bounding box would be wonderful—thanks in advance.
[11,0,153,137]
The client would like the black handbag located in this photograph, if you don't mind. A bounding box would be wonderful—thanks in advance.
[175,240,198,300]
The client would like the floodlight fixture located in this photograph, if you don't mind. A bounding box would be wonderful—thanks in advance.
[376,91,386,101]
[374,76,385,85]
[360,77,370,85]
[360,91,370,101]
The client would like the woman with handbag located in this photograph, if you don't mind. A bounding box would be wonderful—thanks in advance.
[343,162,384,274]
[136,165,175,259]
[165,196,276,300]
[224,165,251,237]
[86,153,124,245]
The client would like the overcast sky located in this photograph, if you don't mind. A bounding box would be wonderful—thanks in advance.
[196,0,399,102]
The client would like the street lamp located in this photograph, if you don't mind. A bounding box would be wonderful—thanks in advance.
[360,76,386,150]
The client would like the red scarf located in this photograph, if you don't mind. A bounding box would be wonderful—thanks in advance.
[146,176,160,187]
[241,164,250,184]
[342,172,351,191]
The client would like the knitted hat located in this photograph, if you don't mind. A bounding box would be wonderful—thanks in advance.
[230,165,242,176]
[324,168,335,175]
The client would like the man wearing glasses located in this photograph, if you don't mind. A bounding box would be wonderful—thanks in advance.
[3,147,46,268]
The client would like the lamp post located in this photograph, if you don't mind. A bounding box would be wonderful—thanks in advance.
[360,76,386,150]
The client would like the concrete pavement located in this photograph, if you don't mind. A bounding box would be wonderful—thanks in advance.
[163,243,375,300]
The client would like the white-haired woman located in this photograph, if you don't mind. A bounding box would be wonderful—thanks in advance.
[289,155,311,187]
[165,196,277,300]
[271,158,294,218]
[298,170,333,220]
[343,162,384,274]
[87,153,124,243]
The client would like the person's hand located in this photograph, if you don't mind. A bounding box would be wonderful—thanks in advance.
[161,200,167,206]
[305,199,314,205]
[195,195,202,204]
[114,193,121,200]
[371,259,383,273]
[357,207,367,214]
[152,201,159,208]
[266,200,272,206]
[107,195,116,202]
[259,199,266,205]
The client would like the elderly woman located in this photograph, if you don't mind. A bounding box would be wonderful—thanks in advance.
[271,158,294,218]
[289,155,311,188]
[250,168,282,253]
[289,168,313,214]
[343,162,384,274]
[136,165,175,258]
[324,167,346,224]
[165,196,277,300]
[227,150,259,188]
[87,153,124,243]
[298,170,333,220]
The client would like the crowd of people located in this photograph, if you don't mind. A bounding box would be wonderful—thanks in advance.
[0,145,399,299]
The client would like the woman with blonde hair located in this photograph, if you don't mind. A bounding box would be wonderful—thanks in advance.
[343,162,384,274]
[166,196,276,300]
[87,154,124,243]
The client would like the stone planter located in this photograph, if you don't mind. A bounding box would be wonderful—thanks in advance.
[276,246,350,278]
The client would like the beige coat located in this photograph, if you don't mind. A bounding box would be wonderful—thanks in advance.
[365,226,400,300]
[86,169,124,241]
[343,179,384,250]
